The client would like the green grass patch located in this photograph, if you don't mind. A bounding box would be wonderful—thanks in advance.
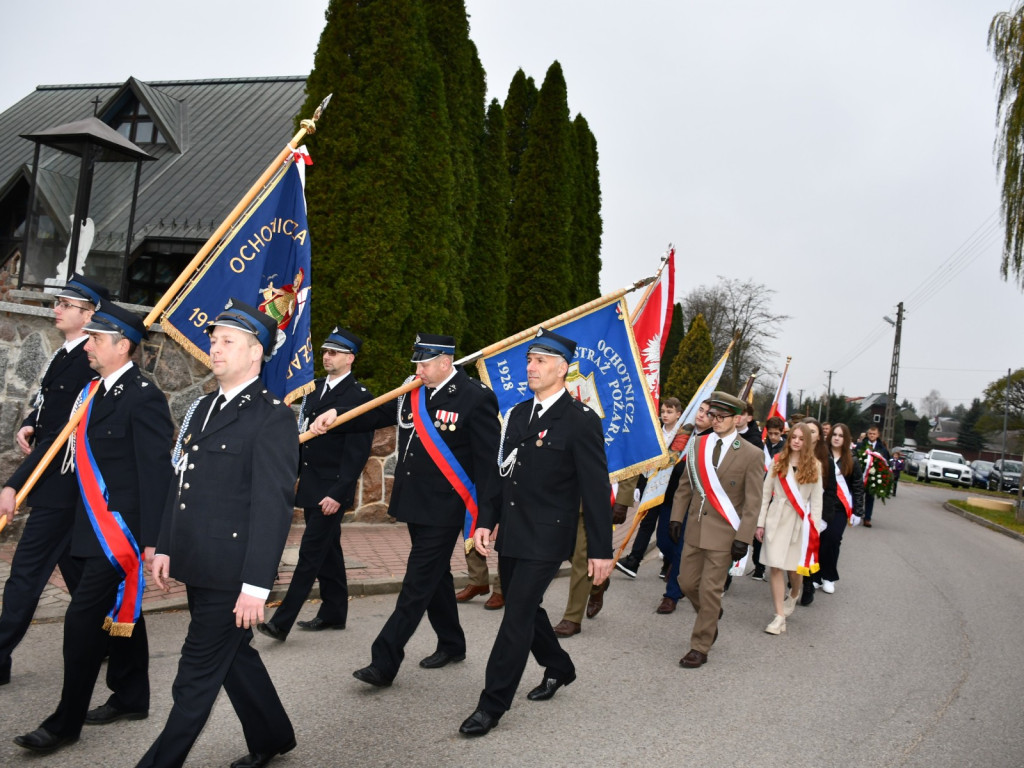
[949,499,1024,534]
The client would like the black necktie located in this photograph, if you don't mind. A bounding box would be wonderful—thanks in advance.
[204,394,226,432]
[531,403,543,423]
[95,382,107,400]
[425,387,435,400]
[711,437,722,467]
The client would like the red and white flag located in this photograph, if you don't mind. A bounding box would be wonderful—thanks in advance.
[762,357,791,437]
[630,247,675,411]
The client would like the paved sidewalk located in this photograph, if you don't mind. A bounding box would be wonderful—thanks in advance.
[0,515,638,622]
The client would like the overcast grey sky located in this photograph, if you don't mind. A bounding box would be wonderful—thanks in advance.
[1,0,1019,415]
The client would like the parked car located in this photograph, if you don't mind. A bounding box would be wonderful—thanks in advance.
[917,449,972,488]
[988,459,1022,492]
[904,451,927,476]
[970,460,994,488]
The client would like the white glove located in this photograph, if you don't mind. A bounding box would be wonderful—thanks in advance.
[850,515,863,527]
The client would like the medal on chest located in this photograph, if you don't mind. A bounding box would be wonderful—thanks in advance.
[536,429,548,447]
[434,410,459,432]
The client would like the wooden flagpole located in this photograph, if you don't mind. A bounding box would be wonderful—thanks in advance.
[0,96,333,534]
[297,274,658,444]
[628,244,672,325]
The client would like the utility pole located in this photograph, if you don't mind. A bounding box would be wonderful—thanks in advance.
[824,369,835,422]
[882,302,903,448]
[1001,367,1009,470]
[798,389,804,414]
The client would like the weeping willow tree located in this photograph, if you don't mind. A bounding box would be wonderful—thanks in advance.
[990,3,1024,289]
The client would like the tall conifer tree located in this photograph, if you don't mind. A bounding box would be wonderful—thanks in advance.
[504,70,538,190]
[463,99,510,354]
[570,114,602,302]
[300,0,456,389]
[505,62,575,333]
[659,303,685,396]
[665,313,714,406]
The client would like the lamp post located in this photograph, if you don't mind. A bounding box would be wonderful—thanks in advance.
[881,302,904,448]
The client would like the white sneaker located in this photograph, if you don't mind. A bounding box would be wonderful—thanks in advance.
[812,581,822,590]
[764,614,786,635]
[782,594,797,617]
[822,580,835,594]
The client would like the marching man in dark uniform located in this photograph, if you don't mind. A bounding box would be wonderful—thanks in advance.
[350,333,501,688]
[459,328,612,736]
[137,300,298,768]
[670,391,763,669]
[0,274,107,687]
[258,327,375,640]
[15,300,174,753]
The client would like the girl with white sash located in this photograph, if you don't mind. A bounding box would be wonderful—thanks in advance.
[814,423,865,594]
[756,423,823,635]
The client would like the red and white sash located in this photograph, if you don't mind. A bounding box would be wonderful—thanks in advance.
[834,460,853,521]
[691,435,741,531]
[778,466,820,576]
[763,444,771,473]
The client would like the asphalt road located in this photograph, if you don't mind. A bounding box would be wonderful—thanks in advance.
[1,482,1022,768]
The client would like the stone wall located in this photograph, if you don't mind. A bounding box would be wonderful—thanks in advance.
[0,292,398,541]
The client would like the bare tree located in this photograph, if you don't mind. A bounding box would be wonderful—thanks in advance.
[680,277,789,393]
[920,389,950,419]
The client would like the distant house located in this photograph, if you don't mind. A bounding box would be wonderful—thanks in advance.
[856,392,889,425]
[930,416,961,444]
[0,76,306,303]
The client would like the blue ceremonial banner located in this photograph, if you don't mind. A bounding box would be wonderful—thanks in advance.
[161,159,314,403]
[477,300,666,481]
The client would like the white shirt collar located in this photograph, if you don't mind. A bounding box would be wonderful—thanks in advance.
[102,361,135,392]
[429,369,458,398]
[325,371,350,391]
[64,335,88,353]
[532,388,567,419]
[218,376,260,405]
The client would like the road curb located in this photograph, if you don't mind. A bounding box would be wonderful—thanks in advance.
[942,501,1024,544]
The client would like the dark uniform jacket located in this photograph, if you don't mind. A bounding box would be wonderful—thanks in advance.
[384,369,501,529]
[158,381,299,592]
[296,374,375,510]
[822,455,866,525]
[70,365,174,558]
[480,391,612,563]
[6,341,95,508]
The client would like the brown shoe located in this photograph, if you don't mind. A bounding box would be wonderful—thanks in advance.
[455,584,490,602]
[483,593,505,610]
[655,597,677,614]
[679,649,708,668]
[552,620,581,638]
[586,581,609,619]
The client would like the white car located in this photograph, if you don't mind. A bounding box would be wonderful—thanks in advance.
[917,449,972,488]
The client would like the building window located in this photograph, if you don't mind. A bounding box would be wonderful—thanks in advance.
[113,101,166,146]
[126,239,199,305]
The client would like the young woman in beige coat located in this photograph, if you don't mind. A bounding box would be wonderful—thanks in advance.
[755,423,823,635]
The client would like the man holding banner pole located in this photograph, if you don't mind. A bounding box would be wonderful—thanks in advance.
[460,328,612,736]
[15,302,174,754]
[351,334,501,688]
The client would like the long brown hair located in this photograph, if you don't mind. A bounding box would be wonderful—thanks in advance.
[773,423,820,484]
[800,417,829,465]
[829,422,855,476]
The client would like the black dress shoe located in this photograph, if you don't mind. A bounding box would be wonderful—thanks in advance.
[419,650,466,669]
[229,737,297,768]
[459,709,499,736]
[526,672,576,701]
[352,665,393,687]
[297,616,345,631]
[256,621,287,641]
[85,702,148,725]
[13,727,77,753]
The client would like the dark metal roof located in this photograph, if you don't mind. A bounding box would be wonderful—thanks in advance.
[0,76,309,251]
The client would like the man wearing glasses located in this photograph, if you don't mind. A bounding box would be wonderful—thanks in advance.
[669,391,763,669]
[0,274,108,687]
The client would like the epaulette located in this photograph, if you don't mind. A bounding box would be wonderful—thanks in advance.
[571,398,591,413]
[259,389,284,406]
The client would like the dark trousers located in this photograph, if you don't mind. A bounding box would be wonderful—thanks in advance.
[41,556,149,739]
[816,514,846,583]
[627,508,659,559]
[0,505,82,672]
[751,537,765,574]
[370,522,465,679]
[864,493,876,521]
[271,505,347,632]
[656,507,686,600]
[136,586,294,768]
[477,556,571,717]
